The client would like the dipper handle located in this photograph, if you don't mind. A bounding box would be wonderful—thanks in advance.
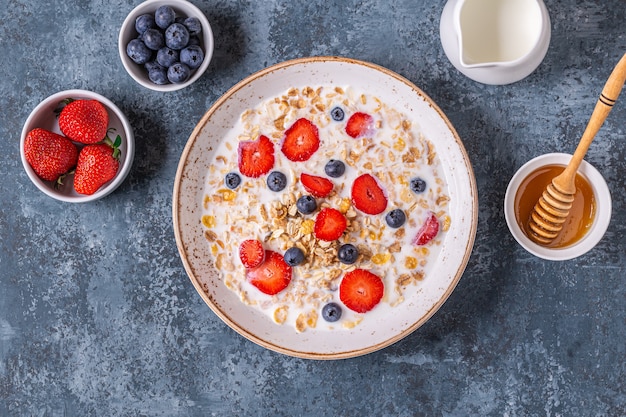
[554,52,626,194]
[528,53,626,245]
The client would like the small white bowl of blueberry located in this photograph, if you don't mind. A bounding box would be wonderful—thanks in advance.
[119,0,214,91]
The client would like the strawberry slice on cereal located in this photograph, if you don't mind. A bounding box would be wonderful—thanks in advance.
[238,135,275,178]
[281,118,320,162]
[414,212,440,246]
[314,207,347,241]
[300,173,334,198]
[339,269,384,313]
[246,250,292,295]
[345,112,374,138]
[351,173,388,215]
[239,239,265,268]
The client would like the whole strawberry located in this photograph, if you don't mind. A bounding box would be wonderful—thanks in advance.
[58,99,109,144]
[24,128,78,182]
[73,135,121,195]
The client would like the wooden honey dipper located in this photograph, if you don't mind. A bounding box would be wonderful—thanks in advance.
[528,53,626,245]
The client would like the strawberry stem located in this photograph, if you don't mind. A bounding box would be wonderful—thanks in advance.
[103,129,122,160]
[53,98,76,118]
[54,169,75,189]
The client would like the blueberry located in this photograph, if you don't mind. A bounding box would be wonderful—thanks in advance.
[184,17,203,36]
[324,159,345,178]
[142,28,164,50]
[330,106,345,121]
[266,171,287,192]
[410,177,427,193]
[165,23,190,50]
[296,195,317,214]
[284,247,305,266]
[167,62,191,83]
[144,60,162,72]
[148,65,169,85]
[156,46,179,68]
[385,209,406,228]
[337,243,358,265]
[187,36,201,46]
[126,39,152,64]
[322,303,342,322]
[155,5,176,29]
[180,45,204,69]
[135,14,156,34]
[224,172,241,189]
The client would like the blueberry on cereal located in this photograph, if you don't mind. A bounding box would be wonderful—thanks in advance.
[296,195,317,214]
[284,247,305,266]
[267,171,287,192]
[385,209,406,228]
[322,302,342,322]
[324,159,345,178]
[330,106,345,121]
[410,177,427,194]
[224,172,241,189]
[337,243,358,265]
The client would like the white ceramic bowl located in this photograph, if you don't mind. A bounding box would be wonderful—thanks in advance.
[173,57,478,359]
[20,89,135,203]
[504,153,611,261]
[118,0,214,92]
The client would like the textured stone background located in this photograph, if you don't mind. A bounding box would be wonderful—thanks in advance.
[1,0,625,416]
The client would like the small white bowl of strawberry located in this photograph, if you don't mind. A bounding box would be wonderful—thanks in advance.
[20,89,134,202]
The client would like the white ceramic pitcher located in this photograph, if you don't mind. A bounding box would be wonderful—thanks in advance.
[440,0,551,85]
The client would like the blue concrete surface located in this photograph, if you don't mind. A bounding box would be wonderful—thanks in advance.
[1,0,625,415]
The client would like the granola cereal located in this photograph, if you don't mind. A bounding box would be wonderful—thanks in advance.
[202,85,450,332]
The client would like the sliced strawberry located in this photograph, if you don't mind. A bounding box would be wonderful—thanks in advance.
[351,173,388,215]
[339,269,384,313]
[238,135,275,178]
[314,207,347,241]
[281,118,320,162]
[345,112,374,138]
[246,250,292,295]
[239,239,265,268]
[300,173,334,198]
[414,212,440,246]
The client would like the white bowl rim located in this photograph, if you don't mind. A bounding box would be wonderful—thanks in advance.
[20,89,135,203]
[172,56,479,359]
[118,0,214,92]
[504,152,611,261]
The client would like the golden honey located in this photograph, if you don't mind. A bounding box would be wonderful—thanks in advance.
[514,164,596,248]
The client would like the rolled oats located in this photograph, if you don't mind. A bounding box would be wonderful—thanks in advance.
[201,85,451,332]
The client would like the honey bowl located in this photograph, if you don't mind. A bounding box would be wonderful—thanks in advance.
[504,153,611,261]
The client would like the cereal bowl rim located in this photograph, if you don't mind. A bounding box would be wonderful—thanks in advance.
[20,89,135,203]
[118,0,214,92]
[172,56,478,359]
